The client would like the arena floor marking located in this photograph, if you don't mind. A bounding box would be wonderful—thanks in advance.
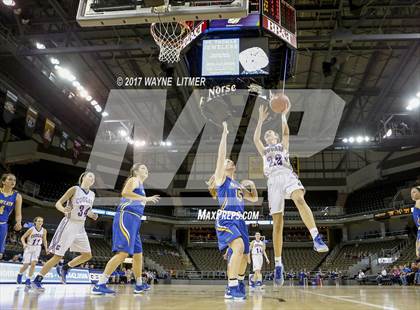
[302,290,397,310]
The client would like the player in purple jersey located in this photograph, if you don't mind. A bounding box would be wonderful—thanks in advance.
[207,121,258,300]
[410,185,420,258]
[254,103,328,286]
[0,173,22,260]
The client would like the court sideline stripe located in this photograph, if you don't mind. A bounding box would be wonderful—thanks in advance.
[301,290,398,310]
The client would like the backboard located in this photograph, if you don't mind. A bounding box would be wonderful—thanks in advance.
[76,0,250,27]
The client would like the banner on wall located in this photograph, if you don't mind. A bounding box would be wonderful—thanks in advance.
[3,91,17,124]
[43,118,55,147]
[0,262,92,283]
[25,107,38,137]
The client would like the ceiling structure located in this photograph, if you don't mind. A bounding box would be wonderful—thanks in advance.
[0,0,419,145]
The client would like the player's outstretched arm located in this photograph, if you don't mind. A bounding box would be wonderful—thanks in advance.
[281,103,290,153]
[14,194,22,231]
[214,121,229,186]
[121,177,160,204]
[55,187,77,214]
[254,105,268,157]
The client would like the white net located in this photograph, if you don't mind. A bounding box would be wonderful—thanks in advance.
[150,21,191,63]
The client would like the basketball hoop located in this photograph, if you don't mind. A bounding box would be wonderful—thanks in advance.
[150,21,191,63]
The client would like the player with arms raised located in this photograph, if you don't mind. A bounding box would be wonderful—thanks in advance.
[249,232,269,289]
[17,217,48,288]
[208,121,258,300]
[32,172,98,290]
[0,173,22,261]
[411,185,420,258]
[253,96,328,287]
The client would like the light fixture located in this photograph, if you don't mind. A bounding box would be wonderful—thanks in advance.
[364,136,370,142]
[90,100,98,106]
[118,129,128,137]
[50,58,60,65]
[386,129,392,137]
[101,111,109,117]
[3,0,16,6]
[35,42,46,49]
[356,136,363,143]
[417,92,420,98]
[86,95,92,101]
[56,66,76,82]
[72,81,80,88]
[406,97,420,111]
[79,89,89,98]
[134,140,146,147]
[348,137,355,143]
[166,141,172,147]
[343,138,348,143]
[95,105,102,113]
[126,137,134,145]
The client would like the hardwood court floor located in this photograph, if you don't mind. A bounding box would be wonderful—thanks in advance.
[0,284,419,310]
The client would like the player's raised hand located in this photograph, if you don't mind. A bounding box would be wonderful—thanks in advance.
[14,222,22,231]
[146,195,160,204]
[222,121,229,135]
[258,105,269,122]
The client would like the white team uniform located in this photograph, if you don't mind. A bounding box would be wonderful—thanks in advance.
[49,186,95,256]
[22,227,44,264]
[264,143,304,215]
[251,240,264,271]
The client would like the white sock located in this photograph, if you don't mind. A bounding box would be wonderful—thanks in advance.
[228,279,238,287]
[136,277,142,286]
[275,257,282,266]
[310,228,319,240]
[98,274,110,285]
[238,275,244,281]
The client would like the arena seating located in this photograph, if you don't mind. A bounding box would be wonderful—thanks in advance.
[187,246,328,273]
[142,242,187,271]
[344,182,399,214]
[321,239,404,271]
[393,239,417,266]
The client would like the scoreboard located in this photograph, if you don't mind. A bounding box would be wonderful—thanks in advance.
[262,0,297,48]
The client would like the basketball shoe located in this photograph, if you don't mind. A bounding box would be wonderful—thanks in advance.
[313,234,329,253]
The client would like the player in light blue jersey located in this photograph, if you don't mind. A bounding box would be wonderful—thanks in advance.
[0,173,22,260]
[92,163,160,295]
[208,122,258,300]
[411,186,420,258]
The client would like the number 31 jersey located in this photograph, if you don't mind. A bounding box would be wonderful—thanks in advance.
[263,143,292,177]
[68,186,95,221]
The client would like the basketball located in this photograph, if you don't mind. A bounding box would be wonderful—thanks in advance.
[270,94,290,113]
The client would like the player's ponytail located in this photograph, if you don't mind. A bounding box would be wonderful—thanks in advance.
[0,173,15,189]
[206,175,217,199]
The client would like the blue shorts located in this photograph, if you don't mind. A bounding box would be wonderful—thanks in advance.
[216,219,249,254]
[0,223,7,254]
[112,211,143,255]
[417,229,420,241]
